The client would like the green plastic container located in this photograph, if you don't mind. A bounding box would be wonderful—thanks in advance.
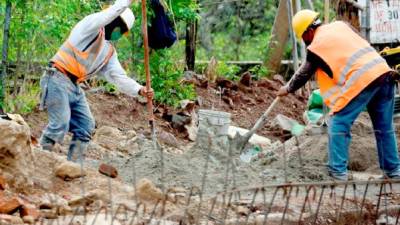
[308,89,323,110]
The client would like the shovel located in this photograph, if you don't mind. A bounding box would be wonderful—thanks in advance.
[233,96,281,152]
[141,0,156,138]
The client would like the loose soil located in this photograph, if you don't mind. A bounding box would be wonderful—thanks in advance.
[22,77,400,196]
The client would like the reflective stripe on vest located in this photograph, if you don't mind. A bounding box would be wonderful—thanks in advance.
[51,29,114,82]
[308,21,391,114]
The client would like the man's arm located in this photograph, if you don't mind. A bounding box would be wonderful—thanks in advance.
[99,52,143,97]
[74,0,132,36]
[279,50,332,95]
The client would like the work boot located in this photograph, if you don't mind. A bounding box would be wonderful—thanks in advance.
[380,170,400,180]
[40,135,55,151]
[67,140,88,162]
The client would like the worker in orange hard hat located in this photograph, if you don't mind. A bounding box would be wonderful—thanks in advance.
[277,9,400,180]
[39,0,153,162]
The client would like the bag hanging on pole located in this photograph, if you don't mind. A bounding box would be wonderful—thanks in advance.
[148,0,177,49]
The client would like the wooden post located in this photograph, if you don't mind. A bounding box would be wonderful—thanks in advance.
[264,0,290,74]
[324,0,330,23]
[1,0,12,114]
[294,0,306,63]
[185,0,198,71]
[287,0,299,71]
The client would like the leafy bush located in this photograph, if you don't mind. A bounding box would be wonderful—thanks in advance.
[134,47,196,107]
[216,62,241,81]
[5,82,40,114]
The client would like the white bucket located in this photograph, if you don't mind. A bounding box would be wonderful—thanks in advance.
[198,110,231,136]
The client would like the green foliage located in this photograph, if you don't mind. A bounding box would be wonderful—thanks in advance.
[134,46,196,107]
[5,82,40,114]
[0,0,200,112]
[249,65,270,80]
[216,62,241,81]
[196,0,276,61]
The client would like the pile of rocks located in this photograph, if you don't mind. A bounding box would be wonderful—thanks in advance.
[0,176,40,224]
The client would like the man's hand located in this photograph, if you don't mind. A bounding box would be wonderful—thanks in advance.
[276,86,289,97]
[139,87,154,99]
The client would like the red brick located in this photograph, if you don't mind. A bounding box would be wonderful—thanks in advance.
[0,176,6,190]
[0,197,22,214]
[99,163,118,178]
[20,204,41,221]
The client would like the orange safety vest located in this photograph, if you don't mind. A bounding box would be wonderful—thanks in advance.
[308,21,391,114]
[51,28,114,83]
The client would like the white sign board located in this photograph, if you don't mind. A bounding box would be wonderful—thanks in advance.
[359,0,400,44]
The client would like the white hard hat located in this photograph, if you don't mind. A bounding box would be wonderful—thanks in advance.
[120,8,135,30]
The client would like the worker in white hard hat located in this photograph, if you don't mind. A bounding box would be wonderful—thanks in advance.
[39,0,153,161]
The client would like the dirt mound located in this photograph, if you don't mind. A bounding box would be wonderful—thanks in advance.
[196,78,307,141]
[264,112,384,182]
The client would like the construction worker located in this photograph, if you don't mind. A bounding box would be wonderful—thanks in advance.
[277,10,400,180]
[39,0,153,161]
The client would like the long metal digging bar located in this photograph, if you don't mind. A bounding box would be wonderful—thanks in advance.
[234,97,281,152]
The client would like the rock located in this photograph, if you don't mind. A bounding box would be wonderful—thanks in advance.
[93,126,126,150]
[68,189,107,207]
[0,114,35,191]
[258,78,278,90]
[158,131,179,148]
[0,176,6,190]
[216,77,237,90]
[39,194,69,210]
[239,71,252,86]
[55,161,86,180]
[98,163,118,178]
[0,196,22,214]
[185,122,198,142]
[171,114,191,130]
[179,100,196,112]
[20,204,40,221]
[236,206,250,216]
[0,214,24,224]
[22,215,35,224]
[40,209,58,219]
[126,130,137,139]
[136,178,164,202]
[222,96,234,108]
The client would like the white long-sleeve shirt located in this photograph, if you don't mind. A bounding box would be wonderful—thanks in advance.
[66,0,142,96]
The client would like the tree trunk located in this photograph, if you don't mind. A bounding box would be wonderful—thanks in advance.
[264,0,289,74]
[185,18,198,71]
[1,0,12,114]
[185,0,198,71]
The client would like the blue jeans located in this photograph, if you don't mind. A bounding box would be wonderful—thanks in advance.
[328,74,400,178]
[40,70,95,145]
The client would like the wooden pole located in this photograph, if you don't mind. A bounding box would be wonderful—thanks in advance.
[324,0,330,23]
[264,0,290,74]
[287,0,299,71]
[185,0,198,71]
[1,0,12,115]
[141,0,154,124]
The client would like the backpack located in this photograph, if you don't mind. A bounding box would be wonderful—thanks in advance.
[148,0,177,49]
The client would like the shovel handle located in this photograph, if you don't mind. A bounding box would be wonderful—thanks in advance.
[243,97,281,141]
[141,0,154,122]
